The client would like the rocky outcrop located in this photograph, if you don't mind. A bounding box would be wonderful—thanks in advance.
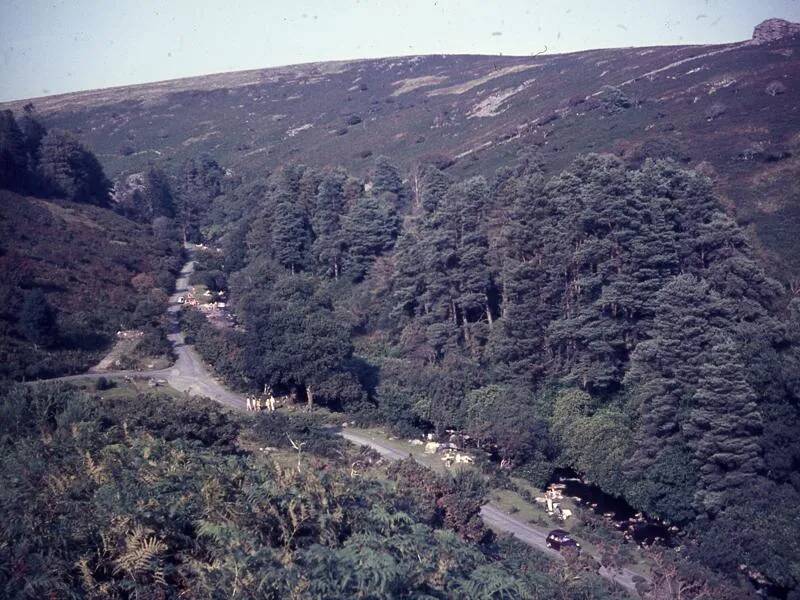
[752,19,800,44]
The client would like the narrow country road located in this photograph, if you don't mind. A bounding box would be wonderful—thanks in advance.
[37,247,247,411]
[39,247,645,595]
[163,254,245,410]
[335,428,646,596]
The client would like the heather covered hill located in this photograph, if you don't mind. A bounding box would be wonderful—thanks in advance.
[4,20,800,274]
[0,192,182,379]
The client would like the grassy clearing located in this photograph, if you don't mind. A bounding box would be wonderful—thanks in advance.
[68,377,185,402]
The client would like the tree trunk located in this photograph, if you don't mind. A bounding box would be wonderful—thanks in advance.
[485,300,494,326]
[306,383,314,410]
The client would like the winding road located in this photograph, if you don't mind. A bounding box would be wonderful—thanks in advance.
[337,428,645,595]
[40,248,646,595]
[163,257,246,410]
[44,250,247,411]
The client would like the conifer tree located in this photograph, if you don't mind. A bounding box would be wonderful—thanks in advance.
[342,192,398,281]
[371,155,406,204]
[143,167,175,220]
[414,163,452,213]
[271,186,312,274]
[0,110,30,192]
[686,339,763,515]
[19,288,58,348]
[19,104,47,169]
[624,274,729,522]
[311,170,347,278]
[38,130,111,206]
[175,155,225,241]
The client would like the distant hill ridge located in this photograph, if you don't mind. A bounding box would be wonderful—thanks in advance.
[4,18,800,276]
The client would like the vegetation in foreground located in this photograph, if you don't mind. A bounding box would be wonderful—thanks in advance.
[0,382,641,599]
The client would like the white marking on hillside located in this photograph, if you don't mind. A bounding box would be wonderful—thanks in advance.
[455,140,493,158]
[596,42,744,95]
[428,63,543,96]
[707,76,737,94]
[468,80,535,118]
[391,75,449,96]
[286,123,313,137]
[182,131,220,146]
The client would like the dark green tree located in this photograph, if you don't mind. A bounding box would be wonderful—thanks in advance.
[546,156,681,392]
[121,167,176,222]
[175,154,225,242]
[686,339,763,515]
[342,192,398,281]
[19,104,47,169]
[371,155,406,205]
[242,275,355,407]
[38,130,111,205]
[412,162,452,213]
[142,167,175,220]
[393,176,494,358]
[487,161,558,382]
[310,170,347,278]
[464,384,552,466]
[0,110,29,192]
[271,185,312,274]
[624,274,728,522]
[19,289,58,348]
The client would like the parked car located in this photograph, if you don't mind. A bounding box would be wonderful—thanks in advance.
[546,529,581,552]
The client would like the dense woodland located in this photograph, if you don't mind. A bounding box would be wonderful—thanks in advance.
[177,150,800,597]
[2,93,800,598]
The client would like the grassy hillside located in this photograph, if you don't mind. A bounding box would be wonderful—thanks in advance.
[0,191,182,379]
[4,25,800,274]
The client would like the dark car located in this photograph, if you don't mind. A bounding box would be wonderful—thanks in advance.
[546,529,581,552]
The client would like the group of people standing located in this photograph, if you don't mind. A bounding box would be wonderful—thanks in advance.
[246,385,278,412]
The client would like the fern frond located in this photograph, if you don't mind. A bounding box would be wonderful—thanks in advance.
[112,525,167,582]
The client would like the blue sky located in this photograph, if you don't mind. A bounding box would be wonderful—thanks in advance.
[2,0,799,102]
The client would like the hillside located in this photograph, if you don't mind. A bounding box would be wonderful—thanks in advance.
[0,192,181,379]
[3,16,800,599]
[3,19,800,276]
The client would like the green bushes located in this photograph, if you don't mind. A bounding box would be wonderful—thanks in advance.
[249,411,347,459]
[94,376,114,391]
[135,323,173,361]
[189,268,227,291]
[0,383,597,598]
